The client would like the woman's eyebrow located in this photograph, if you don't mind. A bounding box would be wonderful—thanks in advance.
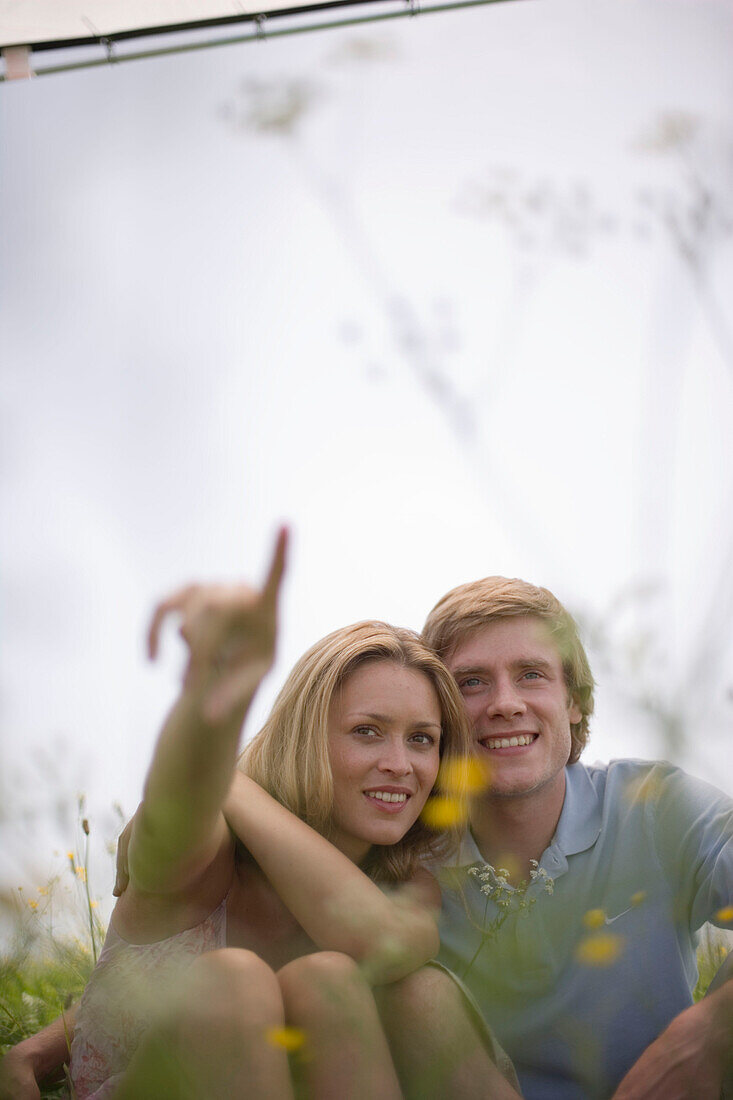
[346,711,441,728]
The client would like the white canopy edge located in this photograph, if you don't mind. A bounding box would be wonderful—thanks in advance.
[0,0,384,50]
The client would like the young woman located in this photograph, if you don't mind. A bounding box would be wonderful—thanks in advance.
[1,532,520,1099]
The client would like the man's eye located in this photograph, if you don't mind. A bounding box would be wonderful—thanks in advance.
[522,671,542,681]
[461,677,482,689]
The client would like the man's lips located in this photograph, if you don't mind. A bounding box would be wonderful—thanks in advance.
[477,732,539,751]
[363,786,413,812]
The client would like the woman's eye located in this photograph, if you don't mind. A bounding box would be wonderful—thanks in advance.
[353,726,377,737]
[405,730,433,748]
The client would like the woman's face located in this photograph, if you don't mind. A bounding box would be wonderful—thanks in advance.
[327,659,442,862]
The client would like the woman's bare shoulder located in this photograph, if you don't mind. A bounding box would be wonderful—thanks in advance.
[112,827,236,944]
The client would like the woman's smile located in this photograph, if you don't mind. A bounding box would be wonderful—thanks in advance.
[363,786,414,812]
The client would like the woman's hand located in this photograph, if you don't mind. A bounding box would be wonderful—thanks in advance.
[0,1050,40,1100]
[148,527,288,724]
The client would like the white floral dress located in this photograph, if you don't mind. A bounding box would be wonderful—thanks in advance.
[69,897,227,1099]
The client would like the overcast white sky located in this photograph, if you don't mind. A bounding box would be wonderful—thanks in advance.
[1,0,732,929]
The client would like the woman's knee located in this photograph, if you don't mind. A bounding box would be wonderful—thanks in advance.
[181,948,284,1032]
[278,951,369,1022]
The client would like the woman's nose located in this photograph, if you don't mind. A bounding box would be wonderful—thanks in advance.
[377,740,412,775]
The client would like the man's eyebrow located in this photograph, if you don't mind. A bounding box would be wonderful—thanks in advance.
[450,665,487,679]
[345,711,442,728]
[515,657,554,672]
[451,657,556,677]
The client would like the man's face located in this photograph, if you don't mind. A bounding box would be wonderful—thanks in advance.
[446,615,581,801]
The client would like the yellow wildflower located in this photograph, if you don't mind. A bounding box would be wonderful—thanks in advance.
[28,900,38,911]
[75,866,87,882]
[631,891,646,907]
[575,932,624,967]
[421,795,467,829]
[583,909,606,930]
[715,906,733,923]
[438,757,491,795]
[625,772,663,807]
[266,1026,306,1052]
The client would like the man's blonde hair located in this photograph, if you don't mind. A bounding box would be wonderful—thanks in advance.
[239,621,472,882]
[422,577,594,764]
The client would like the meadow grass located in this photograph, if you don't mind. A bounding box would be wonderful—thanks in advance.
[1,805,105,1097]
[0,933,92,1098]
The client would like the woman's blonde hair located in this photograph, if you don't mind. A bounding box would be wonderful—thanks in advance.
[422,577,594,764]
[239,621,472,883]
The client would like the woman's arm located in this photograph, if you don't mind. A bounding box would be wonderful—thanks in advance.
[125,531,287,897]
[224,771,440,984]
[0,1004,78,1100]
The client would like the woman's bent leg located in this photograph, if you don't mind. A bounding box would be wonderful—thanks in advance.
[278,951,402,1100]
[376,965,521,1100]
[112,948,294,1100]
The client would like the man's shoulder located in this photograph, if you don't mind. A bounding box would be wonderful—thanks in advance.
[575,757,733,827]
[579,757,730,795]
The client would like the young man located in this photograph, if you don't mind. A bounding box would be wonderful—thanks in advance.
[422,575,733,1100]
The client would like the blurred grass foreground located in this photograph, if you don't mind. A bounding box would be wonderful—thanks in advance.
[0,802,730,1098]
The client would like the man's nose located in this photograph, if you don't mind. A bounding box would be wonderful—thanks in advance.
[487,678,527,719]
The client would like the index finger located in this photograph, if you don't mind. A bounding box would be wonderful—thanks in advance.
[261,525,289,604]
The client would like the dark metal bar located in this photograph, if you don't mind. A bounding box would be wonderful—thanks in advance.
[0,0,523,82]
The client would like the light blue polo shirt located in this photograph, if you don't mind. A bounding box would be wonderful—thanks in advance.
[436,759,733,1100]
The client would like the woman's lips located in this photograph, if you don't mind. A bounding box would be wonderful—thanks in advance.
[363,789,412,813]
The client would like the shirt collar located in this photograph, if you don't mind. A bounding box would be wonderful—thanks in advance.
[555,762,602,856]
[449,762,602,869]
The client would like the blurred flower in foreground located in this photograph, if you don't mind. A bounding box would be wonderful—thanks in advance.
[583,909,606,930]
[438,757,491,795]
[266,1026,306,1052]
[576,933,624,967]
[631,891,646,907]
[421,795,467,829]
[624,772,664,807]
[715,906,733,923]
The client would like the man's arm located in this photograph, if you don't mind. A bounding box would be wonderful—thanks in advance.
[0,1004,78,1100]
[611,975,733,1098]
[611,765,733,1098]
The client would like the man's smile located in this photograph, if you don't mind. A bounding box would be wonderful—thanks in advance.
[478,732,539,751]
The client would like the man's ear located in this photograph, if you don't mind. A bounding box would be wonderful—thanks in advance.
[568,697,582,725]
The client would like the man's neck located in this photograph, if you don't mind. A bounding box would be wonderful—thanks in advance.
[469,772,567,885]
